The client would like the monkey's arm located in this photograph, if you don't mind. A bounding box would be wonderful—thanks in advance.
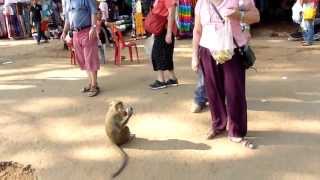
[120,108,133,128]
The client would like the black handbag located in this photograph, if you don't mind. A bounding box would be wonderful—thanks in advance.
[238,45,256,69]
[210,2,256,70]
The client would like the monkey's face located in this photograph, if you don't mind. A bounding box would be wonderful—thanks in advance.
[110,101,133,117]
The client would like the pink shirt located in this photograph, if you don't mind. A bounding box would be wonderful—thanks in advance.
[195,0,255,47]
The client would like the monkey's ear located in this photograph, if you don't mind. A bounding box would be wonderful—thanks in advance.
[109,100,122,111]
[109,101,117,110]
[109,101,116,107]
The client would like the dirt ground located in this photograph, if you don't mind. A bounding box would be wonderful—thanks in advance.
[1,33,320,180]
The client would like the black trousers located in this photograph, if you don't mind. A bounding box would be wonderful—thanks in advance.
[151,30,175,71]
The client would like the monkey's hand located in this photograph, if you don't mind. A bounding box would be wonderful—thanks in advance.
[121,107,133,128]
[127,107,133,116]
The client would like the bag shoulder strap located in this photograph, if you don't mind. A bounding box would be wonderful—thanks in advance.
[208,0,240,48]
[210,1,225,23]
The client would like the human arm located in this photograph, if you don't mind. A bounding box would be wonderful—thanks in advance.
[60,0,70,41]
[166,6,176,44]
[298,0,304,5]
[88,0,97,40]
[61,19,70,41]
[192,14,202,72]
[106,3,109,20]
[89,14,97,40]
[30,10,33,25]
[227,0,260,25]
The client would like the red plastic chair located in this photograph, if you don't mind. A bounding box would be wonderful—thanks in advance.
[111,25,139,65]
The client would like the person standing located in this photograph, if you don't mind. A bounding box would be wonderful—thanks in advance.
[134,0,146,36]
[98,1,114,46]
[61,0,100,97]
[192,0,260,147]
[30,0,48,45]
[299,0,318,46]
[191,70,208,113]
[149,0,179,90]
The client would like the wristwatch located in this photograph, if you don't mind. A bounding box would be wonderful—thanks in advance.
[91,24,97,29]
[240,11,245,22]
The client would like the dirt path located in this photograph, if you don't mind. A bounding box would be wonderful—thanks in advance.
[0,37,320,180]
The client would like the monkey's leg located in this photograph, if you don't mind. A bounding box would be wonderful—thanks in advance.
[117,126,134,146]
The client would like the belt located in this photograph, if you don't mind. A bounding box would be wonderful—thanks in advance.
[72,25,91,32]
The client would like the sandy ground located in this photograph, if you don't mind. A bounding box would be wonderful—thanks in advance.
[0,35,320,180]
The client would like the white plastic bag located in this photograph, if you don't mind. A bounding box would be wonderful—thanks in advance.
[292,2,303,24]
[201,18,234,64]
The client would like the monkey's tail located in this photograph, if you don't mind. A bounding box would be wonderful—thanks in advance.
[112,146,128,178]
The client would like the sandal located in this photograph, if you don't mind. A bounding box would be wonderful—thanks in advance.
[229,137,256,149]
[87,86,100,97]
[80,84,91,93]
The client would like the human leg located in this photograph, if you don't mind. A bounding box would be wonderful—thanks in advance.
[307,20,315,44]
[87,70,100,97]
[194,70,207,105]
[41,30,49,41]
[80,29,100,96]
[150,31,169,90]
[223,52,247,138]
[192,70,208,113]
[39,21,49,42]
[303,20,314,45]
[166,70,179,86]
[157,70,165,82]
[199,47,227,137]
[83,31,100,72]
[85,51,100,96]
[164,34,178,86]
[90,70,98,87]
[73,32,91,93]
[80,71,92,93]
[168,70,177,81]
[34,21,41,44]
[149,70,167,90]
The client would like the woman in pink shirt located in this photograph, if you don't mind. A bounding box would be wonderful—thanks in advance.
[192,0,260,148]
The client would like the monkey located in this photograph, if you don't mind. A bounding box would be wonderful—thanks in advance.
[105,100,135,178]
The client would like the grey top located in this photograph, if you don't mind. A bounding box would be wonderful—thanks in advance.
[63,0,97,29]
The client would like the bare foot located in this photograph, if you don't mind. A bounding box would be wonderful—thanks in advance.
[206,130,217,140]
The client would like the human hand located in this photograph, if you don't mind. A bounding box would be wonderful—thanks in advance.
[192,55,199,72]
[60,31,67,41]
[89,27,97,40]
[226,8,241,21]
[165,33,172,44]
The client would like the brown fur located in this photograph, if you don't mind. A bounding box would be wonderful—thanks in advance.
[105,101,134,178]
